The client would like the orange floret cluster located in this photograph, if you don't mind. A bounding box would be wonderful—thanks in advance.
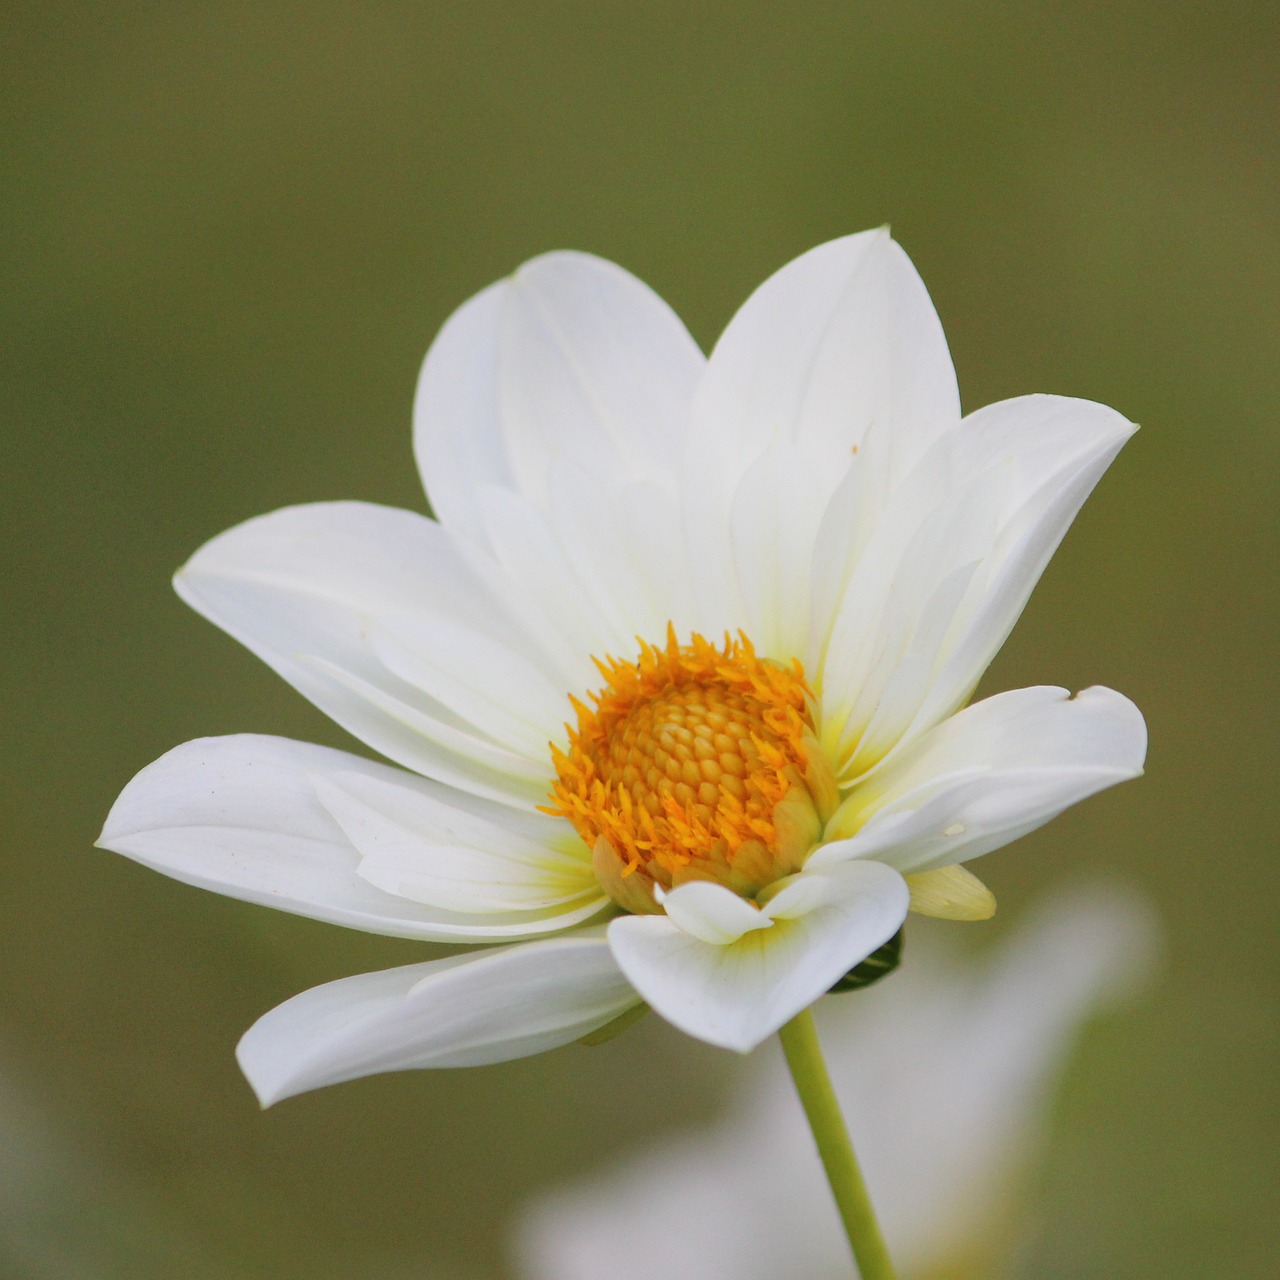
[545,625,819,900]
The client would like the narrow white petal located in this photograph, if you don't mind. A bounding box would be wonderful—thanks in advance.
[821,468,992,773]
[476,486,635,660]
[757,871,840,920]
[805,438,883,668]
[98,736,605,942]
[372,616,568,759]
[176,501,526,667]
[302,655,552,806]
[815,395,1136,772]
[545,461,696,646]
[607,863,908,1052]
[847,564,978,766]
[658,881,773,945]
[445,529,599,689]
[237,932,640,1106]
[174,501,568,801]
[690,230,958,490]
[908,397,1135,732]
[813,686,1147,874]
[730,441,822,658]
[313,770,602,916]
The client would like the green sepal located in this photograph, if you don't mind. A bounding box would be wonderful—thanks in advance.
[828,928,903,994]
[577,1001,650,1046]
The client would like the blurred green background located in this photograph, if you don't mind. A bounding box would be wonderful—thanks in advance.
[3,2,1276,1276]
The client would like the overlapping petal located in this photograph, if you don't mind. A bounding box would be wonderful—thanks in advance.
[98,735,607,941]
[174,501,573,806]
[313,768,601,916]
[816,394,1137,777]
[411,250,708,653]
[371,615,568,759]
[237,931,640,1106]
[684,229,961,634]
[811,685,1147,875]
[608,863,909,1052]
[413,250,704,539]
[688,229,958,499]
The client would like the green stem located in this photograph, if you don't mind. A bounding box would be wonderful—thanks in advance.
[778,1007,899,1280]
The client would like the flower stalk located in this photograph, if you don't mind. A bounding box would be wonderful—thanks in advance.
[778,1008,898,1280]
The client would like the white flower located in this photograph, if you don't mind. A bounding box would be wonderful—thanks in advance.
[512,886,1158,1280]
[99,230,1147,1105]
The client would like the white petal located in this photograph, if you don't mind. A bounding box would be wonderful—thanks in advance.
[817,395,1136,770]
[658,881,773,945]
[813,686,1147,875]
[313,770,602,916]
[237,931,641,1106]
[470,471,690,674]
[690,230,957,491]
[174,501,569,802]
[684,231,960,633]
[730,441,823,658]
[607,863,908,1052]
[414,252,704,548]
[411,280,514,547]
[98,735,605,941]
[475,485,635,661]
[806,436,881,656]
[372,616,568,758]
[498,252,705,502]
[907,395,1138,736]
[301,655,552,807]
[544,461,696,647]
[757,871,840,920]
[820,465,996,775]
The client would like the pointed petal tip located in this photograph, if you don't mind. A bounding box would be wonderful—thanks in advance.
[94,796,125,848]
[235,1033,293,1110]
[171,557,200,601]
[95,746,180,849]
[232,933,639,1103]
[906,864,997,921]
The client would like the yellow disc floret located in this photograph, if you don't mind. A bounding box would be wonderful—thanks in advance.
[545,626,838,913]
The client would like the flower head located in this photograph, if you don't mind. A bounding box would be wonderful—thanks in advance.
[548,626,834,908]
[99,230,1147,1103]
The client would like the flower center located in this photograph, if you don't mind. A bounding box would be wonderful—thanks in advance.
[546,627,838,913]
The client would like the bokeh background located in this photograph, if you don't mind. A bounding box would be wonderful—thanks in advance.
[3,3,1277,1277]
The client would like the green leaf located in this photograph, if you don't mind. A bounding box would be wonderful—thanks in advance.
[828,928,903,994]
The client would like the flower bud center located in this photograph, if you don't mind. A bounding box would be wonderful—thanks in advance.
[545,627,835,911]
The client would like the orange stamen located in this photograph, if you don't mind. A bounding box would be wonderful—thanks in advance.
[543,625,820,900]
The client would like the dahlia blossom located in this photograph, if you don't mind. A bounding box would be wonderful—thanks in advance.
[100,230,1146,1107]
